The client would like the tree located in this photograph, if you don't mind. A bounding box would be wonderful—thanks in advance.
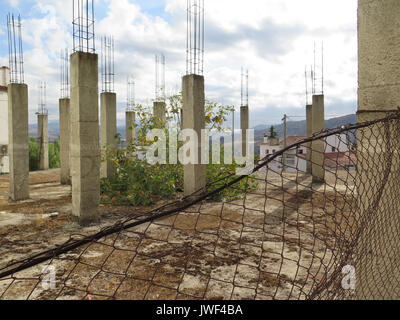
[49,141,60,169]
[29,137,39,171]
[100,92,256,206]
[269,126,278,139]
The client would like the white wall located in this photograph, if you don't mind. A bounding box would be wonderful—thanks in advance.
[325,134,349,153]
[0,67,10,174]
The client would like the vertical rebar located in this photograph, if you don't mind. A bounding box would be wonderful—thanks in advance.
[127,76,135,111]
[155,53,166,102]
[72,0,95,53]
[38,81,48,115]
[186,0,204,75]
[101,36,114,93]
[60,48,70,99]
[7,13,24,84]
[241,68,249,106]
[305,66,309,105]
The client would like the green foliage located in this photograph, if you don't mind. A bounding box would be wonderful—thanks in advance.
[100,93,256,206]
[29,137,60,171]
[49,141,60,169]
[101,142,183,206]
[269,126,278,139]
[29,137,39,171]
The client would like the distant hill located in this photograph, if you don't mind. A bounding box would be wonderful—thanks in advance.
[29,114,357,147]
[29,121,127,142]
[254,114,357,141]
[253,114,357,155]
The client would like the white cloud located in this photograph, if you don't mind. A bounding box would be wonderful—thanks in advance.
[7,0,20,8]
[0,0,358,126]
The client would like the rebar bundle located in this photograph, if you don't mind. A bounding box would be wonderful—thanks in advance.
[155,54,166,102]
[72,0,95,53]
[186,0,204,75]
[127,76,135,111]
[60,49,70,99]
[101,36,115,93]
[37,81,48,115]
[7,13,24,84]
[241,68,249,107]
[311,41,324,95]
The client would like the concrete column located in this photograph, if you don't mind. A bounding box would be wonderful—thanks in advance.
[356,0,400,300]
[311,95,324,183]
[37,114,49,171]
[8,83,29,201]
[59,98,71,185]
[240,105,249,157]
[306,104,313,174]
[70,52,100,226]
[125,111,136,148]
[153,101,166,126]
[182,74,206,196]
[100,92,117,179]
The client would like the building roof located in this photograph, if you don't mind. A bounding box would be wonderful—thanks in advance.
[297,151,357,168]
[260,135,307,147]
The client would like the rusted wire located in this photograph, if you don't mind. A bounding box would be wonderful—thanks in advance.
[1,112,400,300]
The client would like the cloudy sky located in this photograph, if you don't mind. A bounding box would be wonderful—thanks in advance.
[0,0,358,128]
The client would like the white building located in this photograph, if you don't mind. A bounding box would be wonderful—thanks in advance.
[0,67,10,174]
[259,132,351,173]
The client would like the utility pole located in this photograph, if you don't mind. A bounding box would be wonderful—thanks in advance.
[282,114,287,172]
[232,107,235,157]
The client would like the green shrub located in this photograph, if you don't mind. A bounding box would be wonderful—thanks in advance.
[100,93,257,206]
[29,137,39,171]
[29,137,60,171]
[49,140,60,169]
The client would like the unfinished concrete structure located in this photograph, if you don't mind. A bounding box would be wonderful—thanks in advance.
[311,95,324,183]
[70,51,100,225]
[59,49,71,185]
[182,74,206,196]
[100,92,117,179]
[37,114,49,170]
[126,76,136,151]
[0,67,10,174]
[7,14,29,201]
[8,83,29,201]
[306,104,313,173]
[240,68,249,157]
[99,36,117,179]
[125,111,136,148]
[59,98,71,184]
[240,106,249,157]
[154,54,166,126]
[153,101,166,125]
[357,0,400,299]
[37,81,49,170]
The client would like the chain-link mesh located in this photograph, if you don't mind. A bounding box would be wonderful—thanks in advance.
[1,113,399,300]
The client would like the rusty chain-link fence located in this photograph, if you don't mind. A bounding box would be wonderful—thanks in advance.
[1,113,399,300]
